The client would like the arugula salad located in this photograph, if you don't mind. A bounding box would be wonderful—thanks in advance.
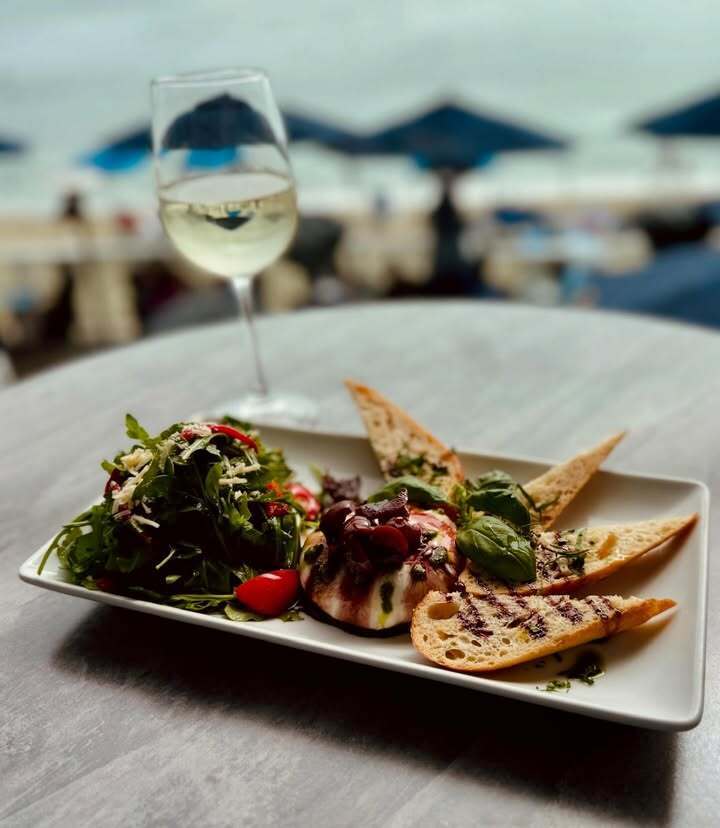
[38,415,320,620]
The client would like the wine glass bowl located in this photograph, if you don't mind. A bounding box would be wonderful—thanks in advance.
[151,68,317,425]
[158,170,298,280]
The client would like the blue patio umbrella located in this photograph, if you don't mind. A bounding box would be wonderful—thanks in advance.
[635,91,720,137]
[83,124,238,173]
[362,101,566,170]
[83,126,151,173]
[0,136,24,153]
[282,110,372,155]
[161,93,276,150]
[83,100,364,174]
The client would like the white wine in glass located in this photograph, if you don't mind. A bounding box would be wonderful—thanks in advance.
[159,171,297,282]
[151,68,317,425]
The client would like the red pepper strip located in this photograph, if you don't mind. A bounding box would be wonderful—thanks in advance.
[207,424,258,452]
[286,482,321,520]
[265,481,283,496]
[265,501,290,518]
[234,569,299,617]
[180,423,258,452]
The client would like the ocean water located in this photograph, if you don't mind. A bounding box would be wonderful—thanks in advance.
[3,0,720,215]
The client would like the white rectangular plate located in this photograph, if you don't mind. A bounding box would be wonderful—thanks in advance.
[19,426,709,731]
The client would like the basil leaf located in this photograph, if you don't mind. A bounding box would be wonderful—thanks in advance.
[463,470,533,530]
[457,515,536,583]
[474,470,516,488]
[466,488,531,529]
[367,475,450,509]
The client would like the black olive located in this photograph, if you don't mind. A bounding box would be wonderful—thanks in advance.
[386,517,423,552]
[319,499,356,539]
[342,514,373,537]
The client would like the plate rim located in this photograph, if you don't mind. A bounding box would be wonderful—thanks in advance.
[18,432,710,732]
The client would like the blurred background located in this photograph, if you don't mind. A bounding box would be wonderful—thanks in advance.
[4,0,720,380]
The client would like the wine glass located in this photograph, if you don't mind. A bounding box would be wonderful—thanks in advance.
[151,67,317,425]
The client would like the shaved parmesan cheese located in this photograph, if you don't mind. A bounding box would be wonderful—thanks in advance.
[121,448,153,472]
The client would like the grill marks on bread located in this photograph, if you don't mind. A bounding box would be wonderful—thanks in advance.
[412,590,675,672]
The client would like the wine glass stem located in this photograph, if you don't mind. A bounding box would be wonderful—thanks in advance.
[231,276,269,398]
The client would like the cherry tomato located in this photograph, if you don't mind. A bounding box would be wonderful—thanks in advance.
[233,569,299,616]
[286,482,321,520]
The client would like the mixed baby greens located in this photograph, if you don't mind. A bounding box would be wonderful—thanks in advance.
[38,414,309,617]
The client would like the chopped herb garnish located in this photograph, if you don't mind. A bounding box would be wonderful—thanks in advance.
[538,529,589,572]
[539,679,571,693]
[380,581,394,614]
[561,651,605,685]
[410,562,427,581]
[388,445,448,484]
[428,547,448,567]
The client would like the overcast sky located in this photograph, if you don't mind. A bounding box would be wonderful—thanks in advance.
[4,0,720,158]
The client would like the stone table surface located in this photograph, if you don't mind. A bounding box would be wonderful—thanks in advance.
[1,301,718,827]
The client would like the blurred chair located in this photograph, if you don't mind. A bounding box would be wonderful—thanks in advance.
[589,243,720,327]
[630,206,713,252]
[493,206,548,228]
[0,348,15,387]
[144,282,235,334]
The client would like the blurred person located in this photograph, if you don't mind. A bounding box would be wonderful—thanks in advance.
[41,191,83,342]
[425,168,488,296]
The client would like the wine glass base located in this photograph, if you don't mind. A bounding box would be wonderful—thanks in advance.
[210,392,319,428]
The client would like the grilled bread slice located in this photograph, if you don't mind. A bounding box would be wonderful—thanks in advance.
[460,514,697,597]
[525,432,625,529]
[345,380,464,496]
[411,590,675,672]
